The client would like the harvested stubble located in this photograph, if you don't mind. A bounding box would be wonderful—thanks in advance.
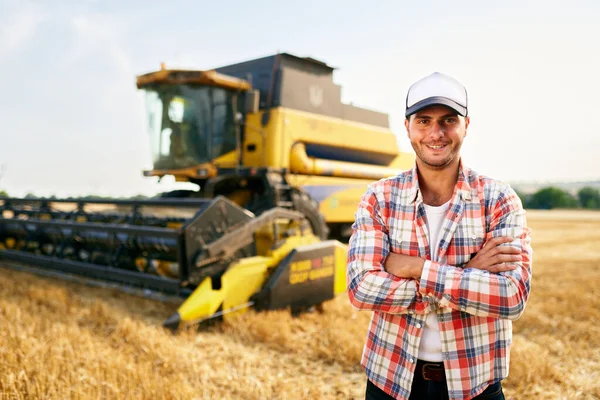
[1,210,600,399]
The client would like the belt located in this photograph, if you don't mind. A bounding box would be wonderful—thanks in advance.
[416,360,446,382]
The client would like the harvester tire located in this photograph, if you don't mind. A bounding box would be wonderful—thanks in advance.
[292,190,329,240]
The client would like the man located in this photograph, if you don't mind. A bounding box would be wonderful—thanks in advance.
[347,72,532,400]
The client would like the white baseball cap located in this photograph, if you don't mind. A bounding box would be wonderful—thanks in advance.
[405,72,468,118]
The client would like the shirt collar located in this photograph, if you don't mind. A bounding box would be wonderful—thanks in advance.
[408,159,472,204]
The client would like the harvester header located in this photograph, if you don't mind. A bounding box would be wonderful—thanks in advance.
[0,196,347,330]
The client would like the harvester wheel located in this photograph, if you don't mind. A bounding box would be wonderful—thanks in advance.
[292,190,329,240]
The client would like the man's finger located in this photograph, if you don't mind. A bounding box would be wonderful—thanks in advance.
[488,246,521,257]
[483,236,514,250]
[492,254,522,264]
[488,264,518,273]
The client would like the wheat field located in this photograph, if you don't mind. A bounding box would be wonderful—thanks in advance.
[1,210,600,399]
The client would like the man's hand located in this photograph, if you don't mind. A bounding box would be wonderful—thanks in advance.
[384,253,425,280]
[466,236,522,273]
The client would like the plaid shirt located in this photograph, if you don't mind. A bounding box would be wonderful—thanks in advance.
[347,162,532,400]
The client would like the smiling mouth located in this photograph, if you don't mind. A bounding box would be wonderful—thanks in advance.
[426,144,448,150]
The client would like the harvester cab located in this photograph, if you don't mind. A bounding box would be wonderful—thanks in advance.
[136,67,257,182]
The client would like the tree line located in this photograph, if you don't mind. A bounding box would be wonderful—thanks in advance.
[515,186,600,210]
[2,186,600,210]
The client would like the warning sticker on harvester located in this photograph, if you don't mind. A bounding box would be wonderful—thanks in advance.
[289,255,334,285]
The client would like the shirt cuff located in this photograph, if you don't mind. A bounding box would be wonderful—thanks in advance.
[419,260,453,307]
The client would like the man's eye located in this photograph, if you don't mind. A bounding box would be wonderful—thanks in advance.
[445,118,457,124]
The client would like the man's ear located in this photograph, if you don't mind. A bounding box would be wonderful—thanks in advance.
[405,118,410,138]
[464,116,470,137]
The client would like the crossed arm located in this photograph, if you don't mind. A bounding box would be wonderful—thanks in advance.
[387,236,522,279]
[347,186,532,320]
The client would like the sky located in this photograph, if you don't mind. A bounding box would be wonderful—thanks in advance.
[0,0,599,198]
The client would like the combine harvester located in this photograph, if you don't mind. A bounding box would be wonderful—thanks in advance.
[0,53,414,331]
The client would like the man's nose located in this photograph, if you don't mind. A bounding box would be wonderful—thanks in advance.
[429,122,445,138]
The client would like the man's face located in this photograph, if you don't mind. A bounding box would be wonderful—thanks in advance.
[405,105,470,170]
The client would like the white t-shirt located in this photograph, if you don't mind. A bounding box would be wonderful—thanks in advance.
[418,200,450,362]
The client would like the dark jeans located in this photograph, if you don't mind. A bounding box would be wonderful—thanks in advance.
[366,376,505,400]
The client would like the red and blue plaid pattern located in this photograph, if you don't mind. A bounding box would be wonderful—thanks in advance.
[347,162,532,400]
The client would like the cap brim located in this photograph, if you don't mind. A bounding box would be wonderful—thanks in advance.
[405,96,467,118]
